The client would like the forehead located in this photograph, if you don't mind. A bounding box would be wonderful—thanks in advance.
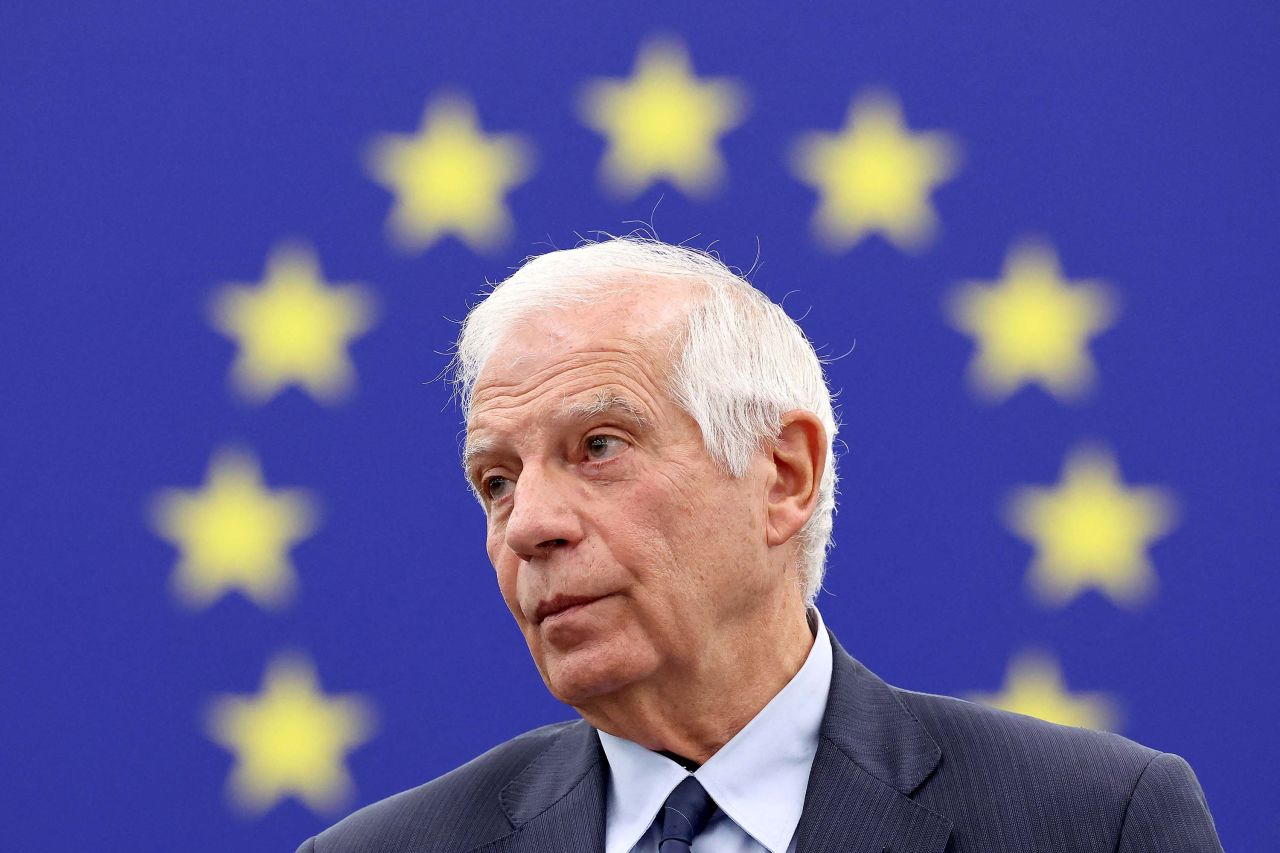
[466,283,690,432]
[467,334,667,440]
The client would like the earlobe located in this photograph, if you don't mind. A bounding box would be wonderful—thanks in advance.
[765,410,826,547]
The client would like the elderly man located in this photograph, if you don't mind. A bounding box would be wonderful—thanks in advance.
[298,236,1221,852]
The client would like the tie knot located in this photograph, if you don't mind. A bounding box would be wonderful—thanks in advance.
[659,776,717,852]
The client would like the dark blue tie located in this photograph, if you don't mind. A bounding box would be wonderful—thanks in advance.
[658,776,717,852]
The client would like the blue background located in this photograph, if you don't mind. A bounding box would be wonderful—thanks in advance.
[1,2,1276,850]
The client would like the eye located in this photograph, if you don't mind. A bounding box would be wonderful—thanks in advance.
[584,434,627,462]
[483,475,513,500]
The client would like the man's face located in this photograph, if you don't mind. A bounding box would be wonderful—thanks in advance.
[464,285,782,707]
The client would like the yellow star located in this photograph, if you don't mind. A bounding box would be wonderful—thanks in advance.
[790,90,958,251]
[207,653,375,816]
[367,92,534,252]
[970,650,1118,731]
[1005,444,1178,607]
[946,240,1117,402]
[149,447,318,610]
[211,244,376,405]
[578,36,748,198]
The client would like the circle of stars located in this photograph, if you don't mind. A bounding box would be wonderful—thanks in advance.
[142,30,1198,819]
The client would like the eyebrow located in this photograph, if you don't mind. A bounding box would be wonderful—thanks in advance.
[564,391,649,428]
[461,391,650,477]
[461,436,495,476]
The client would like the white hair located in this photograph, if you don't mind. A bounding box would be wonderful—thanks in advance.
[452,235,839,606]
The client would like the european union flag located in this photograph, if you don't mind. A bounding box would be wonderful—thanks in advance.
[1,4,1274,850]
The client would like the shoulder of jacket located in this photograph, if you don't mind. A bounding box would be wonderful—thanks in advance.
[310,719,578,852]
[891,684,1157,779]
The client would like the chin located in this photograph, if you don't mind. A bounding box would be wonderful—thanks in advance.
[540,638,647,705]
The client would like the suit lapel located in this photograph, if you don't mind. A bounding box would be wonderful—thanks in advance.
[793,629,951,853]
[468,628,951,853]
[464,719,607,852]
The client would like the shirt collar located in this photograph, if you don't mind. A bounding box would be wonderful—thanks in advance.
[596,606,833,853]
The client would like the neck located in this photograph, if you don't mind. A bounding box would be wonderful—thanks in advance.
[575,596,814,766]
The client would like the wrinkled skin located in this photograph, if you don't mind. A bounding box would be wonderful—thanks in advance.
[464,281,824,764]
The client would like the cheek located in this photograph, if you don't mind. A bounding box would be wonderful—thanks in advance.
[487,528,519,606]
[620,477,717,586]
[493,559,525,623]
[641,466,764,594]
[486,524,502,566]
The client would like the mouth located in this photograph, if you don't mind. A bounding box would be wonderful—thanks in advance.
[535,593,609,625]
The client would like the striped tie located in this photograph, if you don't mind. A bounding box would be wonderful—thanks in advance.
[658,776,717,852]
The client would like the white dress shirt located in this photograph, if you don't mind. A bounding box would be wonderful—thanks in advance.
[596,606,833,853]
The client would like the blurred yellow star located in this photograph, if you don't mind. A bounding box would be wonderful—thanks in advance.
[970,650,1117,731]
[207,653,375,816]
[946,240,1117,402]
[211,244,376,405]
[149,447,318,610]
[1006,445,1177,607]
[578,36,747,198]
[367,92,534,252]
[790,90,958,251]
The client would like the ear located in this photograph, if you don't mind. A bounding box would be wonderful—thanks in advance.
[765,410,827,549]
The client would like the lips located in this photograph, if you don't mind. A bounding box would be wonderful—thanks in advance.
[534,593,607,624]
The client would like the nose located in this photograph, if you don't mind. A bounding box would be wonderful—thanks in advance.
[503,462,584,561]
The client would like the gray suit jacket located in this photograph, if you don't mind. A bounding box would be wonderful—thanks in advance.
[298,629,1222,852]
